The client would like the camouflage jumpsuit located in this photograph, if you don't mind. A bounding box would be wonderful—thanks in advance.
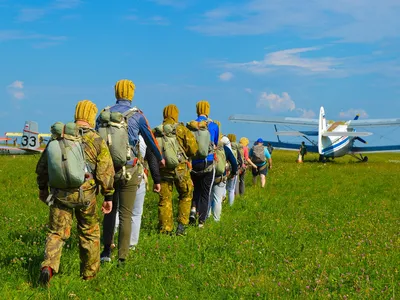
[36,127,115,278]
[157,119,198,233]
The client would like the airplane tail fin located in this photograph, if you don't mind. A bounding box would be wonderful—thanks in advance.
[318,107,326,154]
[20,121,40,150]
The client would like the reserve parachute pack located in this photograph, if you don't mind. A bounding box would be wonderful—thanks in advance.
[97,106,138,171]
[231,142,244,166]
[47,122,89,189]
[251,144,266,164]
[186,119,213,160]
[154,123,188,169]
[214,143,227,176]
[230,142,239,160]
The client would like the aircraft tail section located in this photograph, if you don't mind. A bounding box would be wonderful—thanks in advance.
[318,107,326,154]
[20,121,40,150]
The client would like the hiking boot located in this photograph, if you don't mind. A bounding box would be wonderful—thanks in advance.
[39,266,53,286]
[100,248,111,263]
[189,211,196,226]
[176,223,186,236]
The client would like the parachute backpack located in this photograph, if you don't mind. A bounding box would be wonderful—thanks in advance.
[154,123,188,169]
[97,106,138,180]
[47,122,89,190]
[186,119,213,160]
[214,143,227,176]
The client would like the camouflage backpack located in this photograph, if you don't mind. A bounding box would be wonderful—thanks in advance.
[154,123,188,169]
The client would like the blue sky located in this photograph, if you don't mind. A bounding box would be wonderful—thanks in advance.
[1,0,400,144]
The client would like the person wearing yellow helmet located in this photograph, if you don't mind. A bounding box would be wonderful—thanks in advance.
[98,79,165,265]
[37,100,115,285]
[237,136,250,195]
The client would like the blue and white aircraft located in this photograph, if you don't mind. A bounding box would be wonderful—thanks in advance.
[229,107,400,162]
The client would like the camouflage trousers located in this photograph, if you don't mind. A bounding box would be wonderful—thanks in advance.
[158,163,193,233]
[41,195,100,278]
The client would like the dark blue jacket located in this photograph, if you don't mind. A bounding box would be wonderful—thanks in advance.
[224,145,238,176]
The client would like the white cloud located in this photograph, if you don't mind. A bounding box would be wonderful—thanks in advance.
[0,30,67,47]
[219,72,234,81]
[148,16,170,26]
[257,92,295,112]
[339,109,369,119]
[245,88,252,94]
[7,81,25,100]
[8,81,24,89]
[225,47,340,75]
[17,8,46,22]
[189,0,400,43]
[257,91,315,117]
[297,108,316,118]
[16,0,81,22]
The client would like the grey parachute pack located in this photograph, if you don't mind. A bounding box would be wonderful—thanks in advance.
[154,123,188,169]
[251,144,266,164]
[97,106,139,181]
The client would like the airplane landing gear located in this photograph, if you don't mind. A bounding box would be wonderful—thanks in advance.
[319,155,327,163]
[350,153,368,162]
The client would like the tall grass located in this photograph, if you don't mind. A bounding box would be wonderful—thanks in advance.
[0,151,399,299]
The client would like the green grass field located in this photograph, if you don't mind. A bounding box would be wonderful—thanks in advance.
[0,151,399,299]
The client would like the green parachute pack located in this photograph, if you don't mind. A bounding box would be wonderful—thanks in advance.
[47,122,89,189]
[186,119,213,160]
[214,143,227,176]
[154,123,187,169]
[97,107,138,170]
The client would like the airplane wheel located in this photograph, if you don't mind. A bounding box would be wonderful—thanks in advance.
[319,155,326,163]
[363,156,368,162]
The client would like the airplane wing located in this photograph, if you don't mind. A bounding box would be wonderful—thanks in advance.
[5,132,51,138]
[350,145,400,154]
[275,131,319,136]
[348,119,400,127]
[264,141,319,153]
[322,131,372,137]
[229,115,319,127]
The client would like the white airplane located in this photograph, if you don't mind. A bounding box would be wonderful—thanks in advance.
[229,106,400,162]
[0,121,50,155]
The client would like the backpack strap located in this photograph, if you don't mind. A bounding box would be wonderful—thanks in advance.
[58,139,71,187]
[122,106,140,119]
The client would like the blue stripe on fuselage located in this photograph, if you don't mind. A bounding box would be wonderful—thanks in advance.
[322,137,349,154]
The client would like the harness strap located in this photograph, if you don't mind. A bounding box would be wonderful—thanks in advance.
[58,139,71,187]
[259,163,268,171]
